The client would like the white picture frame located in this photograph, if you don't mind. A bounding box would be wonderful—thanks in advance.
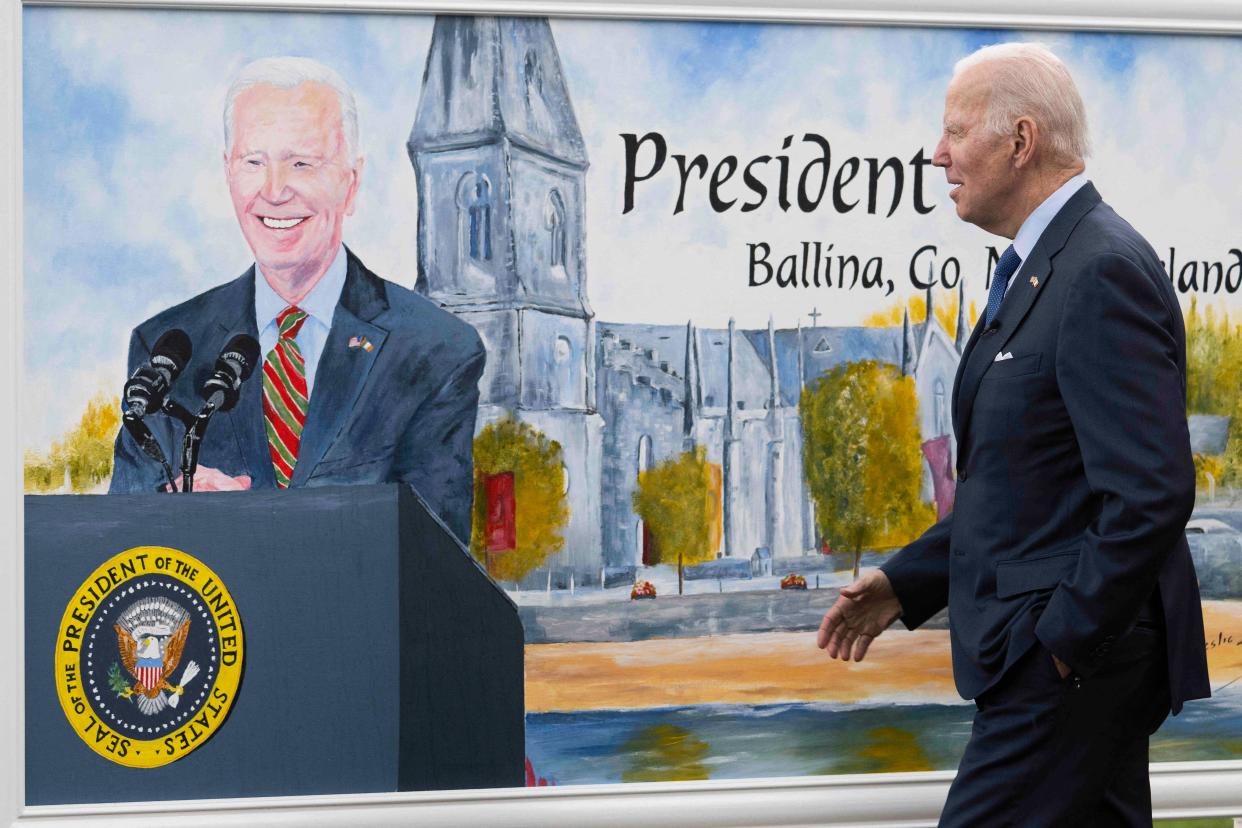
[5,1,1242,825]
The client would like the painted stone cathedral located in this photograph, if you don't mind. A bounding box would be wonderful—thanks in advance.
[408,16,963,587]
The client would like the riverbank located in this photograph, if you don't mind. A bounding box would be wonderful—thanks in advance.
[525,600,1242,713]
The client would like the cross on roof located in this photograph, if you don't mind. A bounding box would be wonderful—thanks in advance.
[808,307,822,327]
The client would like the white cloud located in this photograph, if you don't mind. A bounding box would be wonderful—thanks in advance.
[23,11,1242,453]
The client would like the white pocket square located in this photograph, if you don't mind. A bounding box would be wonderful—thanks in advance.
[994,351,1014,362]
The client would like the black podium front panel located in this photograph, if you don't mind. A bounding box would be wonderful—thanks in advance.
[25,484,523,805]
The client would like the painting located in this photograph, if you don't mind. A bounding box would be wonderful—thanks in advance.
[17,0,1242,816]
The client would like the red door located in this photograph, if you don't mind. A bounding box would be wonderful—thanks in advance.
[485,471,516,552]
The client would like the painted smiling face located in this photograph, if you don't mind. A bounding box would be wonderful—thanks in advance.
[225,81,362,292]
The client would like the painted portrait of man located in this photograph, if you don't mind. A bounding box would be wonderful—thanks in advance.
[107,57,485,544]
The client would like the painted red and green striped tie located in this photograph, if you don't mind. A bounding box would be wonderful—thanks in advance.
[262,306,309,488]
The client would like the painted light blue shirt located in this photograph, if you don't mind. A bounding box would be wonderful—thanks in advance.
[254,244,348,401]
[1008,171,1090,289]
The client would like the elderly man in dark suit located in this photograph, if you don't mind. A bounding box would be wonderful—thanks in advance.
[109,57,484,544]
[817,42,1209,826]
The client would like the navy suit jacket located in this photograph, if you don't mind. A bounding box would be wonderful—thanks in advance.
[109,248,486,544]
[882,183,1211,714]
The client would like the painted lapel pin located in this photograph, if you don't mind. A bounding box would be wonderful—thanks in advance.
[1029,275,1040,288]
[348,335,374,352]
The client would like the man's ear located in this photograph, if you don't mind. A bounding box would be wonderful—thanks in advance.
[1012,117,1038,169]
[344,157,365,217]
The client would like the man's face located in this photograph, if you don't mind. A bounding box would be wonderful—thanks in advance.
[932,66,1019,234]
[225,81,361,281]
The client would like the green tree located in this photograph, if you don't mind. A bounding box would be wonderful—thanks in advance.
[470,419,569,583]
[25,392,121,493]
[631,447,722,595]
[801,361,932,578]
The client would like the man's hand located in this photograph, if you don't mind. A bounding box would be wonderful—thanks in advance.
[816,569,903,662]
[169,466,252,492]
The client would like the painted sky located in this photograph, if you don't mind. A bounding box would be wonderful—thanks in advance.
[22,8,1242,450]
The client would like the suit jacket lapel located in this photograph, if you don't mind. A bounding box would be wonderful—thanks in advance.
[954,182,1102,458]
[290,250,390,486]
[207,268,276,489]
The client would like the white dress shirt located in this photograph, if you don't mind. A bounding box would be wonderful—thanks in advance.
[1008,171,1090,289]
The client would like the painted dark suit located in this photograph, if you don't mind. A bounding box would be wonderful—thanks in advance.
[881,183,1210,822]
[109,248,486,544]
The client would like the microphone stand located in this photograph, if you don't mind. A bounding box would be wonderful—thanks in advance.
[161,399,212,494]
[122,410,179,494]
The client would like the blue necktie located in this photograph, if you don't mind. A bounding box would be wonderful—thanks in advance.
[985,245,1022,327]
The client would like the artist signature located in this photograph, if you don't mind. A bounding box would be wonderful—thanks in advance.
[1205,631,1242,649]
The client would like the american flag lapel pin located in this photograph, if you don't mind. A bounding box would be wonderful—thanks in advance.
[348,335,374,352]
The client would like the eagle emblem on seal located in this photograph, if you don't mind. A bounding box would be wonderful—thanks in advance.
[110,596,201,716]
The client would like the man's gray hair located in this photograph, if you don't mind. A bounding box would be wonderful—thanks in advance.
[955,42,1090,164]
[224,56,360,159]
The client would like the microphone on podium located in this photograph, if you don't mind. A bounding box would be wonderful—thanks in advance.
[122,328,192,491]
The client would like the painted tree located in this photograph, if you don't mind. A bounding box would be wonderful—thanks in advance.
[1183,298,1242,490]
[801,360,932,578]
[470,419,569,584]
[631,447,722,595]
[24,392,121,493]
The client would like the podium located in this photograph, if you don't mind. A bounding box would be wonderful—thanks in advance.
[25,484,525,805]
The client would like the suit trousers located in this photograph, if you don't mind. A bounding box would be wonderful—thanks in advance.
[938,621,1170,827]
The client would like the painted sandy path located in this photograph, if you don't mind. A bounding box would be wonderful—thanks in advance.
[525,600,1242,713]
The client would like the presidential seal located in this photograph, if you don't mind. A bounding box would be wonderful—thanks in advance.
[54,546,244,768]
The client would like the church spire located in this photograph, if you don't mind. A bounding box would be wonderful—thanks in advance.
[956,279,969,352]
[796,319,807,392]
[409,16,587,165]
[723,319,739,557]
[683,319,701,450]
[902,307,917,377]
[767,315,781,410]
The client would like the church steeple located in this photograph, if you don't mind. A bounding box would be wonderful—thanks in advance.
[902,307,917,377]
[409,16,587,165]
[956,279,969,352]
[409,16,590,319]
[683,320,701,451]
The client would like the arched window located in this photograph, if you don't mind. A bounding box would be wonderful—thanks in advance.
[545,190,567,269]
[934,378,947,437]
[636,435,654,566]
[456,172,493,262]
[524,49,544,97]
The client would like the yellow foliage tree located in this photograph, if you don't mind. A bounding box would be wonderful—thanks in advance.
[802,361,935,577]
[1183,297,1242,490]
[24,392,121,493]
[470,419,569,584]
[862,291,977,341]
[631,447,722,595]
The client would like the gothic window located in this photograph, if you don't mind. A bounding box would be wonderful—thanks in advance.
[814,337,832,353]
[456,172,492,262]
[637,435,654,566]
[935,378,948,437]
[545,190,567,269]
[554,335,572,364]
[524,49,544,99]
